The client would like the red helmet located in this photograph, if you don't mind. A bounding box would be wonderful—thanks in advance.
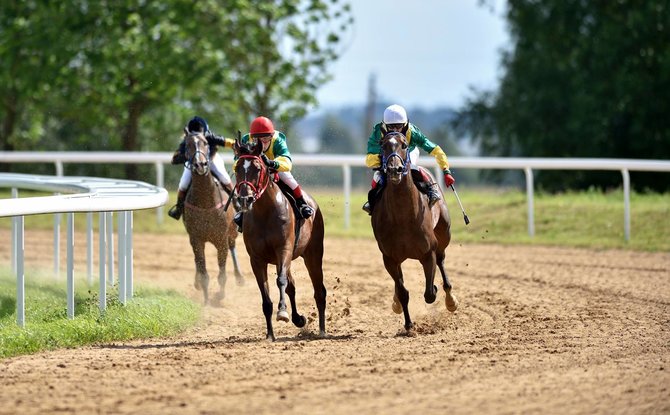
[249,116,274,135]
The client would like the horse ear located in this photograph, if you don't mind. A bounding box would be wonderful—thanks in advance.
[233,138,240,156]
[183,127,189,135]
[251,139,263,155]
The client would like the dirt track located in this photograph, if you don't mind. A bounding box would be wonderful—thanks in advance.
[0,228,669,414]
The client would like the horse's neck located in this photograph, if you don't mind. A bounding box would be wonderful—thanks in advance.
[253,182,290,219]
[189,174,220,205]
[383,174,422,217]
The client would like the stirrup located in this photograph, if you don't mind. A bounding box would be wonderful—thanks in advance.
[362,201,372,215]
[299,204,314,219]
[167,204,182,220]
[428,190,441,207]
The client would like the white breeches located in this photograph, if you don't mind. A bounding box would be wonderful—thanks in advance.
[178,153,231,191]
[278,171,299,190]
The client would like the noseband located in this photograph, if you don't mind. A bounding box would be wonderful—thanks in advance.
[234,154,270,202]
[185,135,210,175]
[381,141,410,176]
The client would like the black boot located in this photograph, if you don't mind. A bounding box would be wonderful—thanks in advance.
[363,185,383,215]
[233,212,243,232]
[411,169,441,207]
[168,190,187,220]
[426,184,441,206]
[296,197,314,219]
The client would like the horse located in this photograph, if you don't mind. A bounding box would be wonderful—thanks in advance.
[181,130,244,305]
[233,138,326,341]
[370,131,458,331]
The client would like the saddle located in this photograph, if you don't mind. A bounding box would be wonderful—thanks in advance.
[368,167,434,212]
[275,178,304,220]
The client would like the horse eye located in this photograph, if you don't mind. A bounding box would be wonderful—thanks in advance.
[402,142,408,149]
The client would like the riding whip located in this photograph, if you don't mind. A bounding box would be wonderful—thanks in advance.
[450,185,470,225]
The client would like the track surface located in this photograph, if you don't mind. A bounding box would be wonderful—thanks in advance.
[1,229,668,414]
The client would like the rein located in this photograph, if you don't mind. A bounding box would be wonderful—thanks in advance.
[235,154,271,201]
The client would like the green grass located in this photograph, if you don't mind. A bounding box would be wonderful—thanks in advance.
[2,188,668,251]
[0,269,201,359]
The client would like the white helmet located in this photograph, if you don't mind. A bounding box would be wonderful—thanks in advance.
[383,104,408,124]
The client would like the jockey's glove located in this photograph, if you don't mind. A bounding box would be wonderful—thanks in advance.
[443,169,455,187]
[261,154,280,171]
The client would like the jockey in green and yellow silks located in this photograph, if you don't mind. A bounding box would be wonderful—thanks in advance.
[233,116,314,231]
[363,104,456,214]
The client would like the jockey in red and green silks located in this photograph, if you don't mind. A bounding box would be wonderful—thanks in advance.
[363,104,456,214]
[232,116,314,231]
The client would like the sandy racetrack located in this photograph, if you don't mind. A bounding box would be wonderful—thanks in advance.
[0,228,668,414]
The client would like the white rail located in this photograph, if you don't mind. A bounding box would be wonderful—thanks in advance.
[0,173,168,327]
[2,152,669,240]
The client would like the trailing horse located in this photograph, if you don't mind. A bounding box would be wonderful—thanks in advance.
[370,131,458,331]
[181,131,244,305]
[233,139,327,341]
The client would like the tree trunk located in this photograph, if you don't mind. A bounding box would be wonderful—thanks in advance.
[122,98,145,180]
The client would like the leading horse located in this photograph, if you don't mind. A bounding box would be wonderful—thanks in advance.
[371,131,458,331]
[182,130,244,305]
[233,139,327,341]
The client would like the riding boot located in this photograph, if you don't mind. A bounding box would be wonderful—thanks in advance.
[296,197,314,219]
[233,212,243,232]
[168,189,187,220]
[363,185,382,215]
[411,169,441,207]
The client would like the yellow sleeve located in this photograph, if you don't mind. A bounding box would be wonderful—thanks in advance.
[275,155,292,172]
[223,138,235,148]
[365,153,381,169]
[429,146,450,171]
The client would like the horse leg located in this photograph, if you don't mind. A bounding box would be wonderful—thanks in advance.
[383,254,413,331]
[285,269,307,329]
[275,259,291,323]
[436,249,458,312]
[190,238,209,305]
[251,258,275,341]
[420,250,439,304]
[212,242,228,304]
[303,243,327,337]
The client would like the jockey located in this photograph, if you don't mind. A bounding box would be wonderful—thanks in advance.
[363,104,455,214]
[233,116,314,231]
[168,116,235,220]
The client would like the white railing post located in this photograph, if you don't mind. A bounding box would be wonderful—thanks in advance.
[16,215,25,328]
[118,212,127,305]
[99,212,107,312]
[11,188,18,274]
[126,211,133,299]
[622,169,630,242]
[106,212,114,286]
[87,212,93,286]
[524,167,535,237]
[54,213,60,278]
[66,212,75,319]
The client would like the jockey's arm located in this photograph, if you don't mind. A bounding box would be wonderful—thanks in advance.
[206,133,235,149]
[365,124,383,169]
[171,141,186,165]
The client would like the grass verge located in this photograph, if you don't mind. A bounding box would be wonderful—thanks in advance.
[0,269,201,359]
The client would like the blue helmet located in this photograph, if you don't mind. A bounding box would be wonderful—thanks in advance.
[186,116,209,133]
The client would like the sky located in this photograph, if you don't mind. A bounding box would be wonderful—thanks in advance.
[315,0,510,111]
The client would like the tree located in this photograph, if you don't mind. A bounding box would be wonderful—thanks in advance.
[455,1,670,191]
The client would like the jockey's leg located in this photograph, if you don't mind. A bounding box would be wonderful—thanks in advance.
[278,172,314,219]
[168,167,192,220]
[411,166,441,206]
[210,154,234,195]
[363,170,383,215]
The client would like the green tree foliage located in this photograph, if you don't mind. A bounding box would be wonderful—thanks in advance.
[0,0,353,179]
[455,1,670,191]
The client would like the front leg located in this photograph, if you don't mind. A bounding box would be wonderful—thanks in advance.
[190,238,209,305]
[275,261,291,323]
[383,254,412,331]
[251,258,274,341]
[420,250,438,304]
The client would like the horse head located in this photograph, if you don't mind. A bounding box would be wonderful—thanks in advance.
[380,131,410,185]
[233,138,270,212]
[184,131,210,176]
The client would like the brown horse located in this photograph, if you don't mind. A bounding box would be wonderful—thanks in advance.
[371,131,458,331]
[233,139,326,341]
[182,131,244,305]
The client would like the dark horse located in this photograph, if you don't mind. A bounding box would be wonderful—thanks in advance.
[182,130,244,305]
[371,131,458,331]
[233,139,326,341]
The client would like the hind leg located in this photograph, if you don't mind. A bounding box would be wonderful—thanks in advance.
[383,254,412,331]
[285,270,307,329]
[436,249,458,312]
[190,238,209,305]
[303,244,327,337]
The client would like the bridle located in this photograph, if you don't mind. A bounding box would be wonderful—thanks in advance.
[234,154,271,202]
[381,133,410,176]
[185,133,210,175]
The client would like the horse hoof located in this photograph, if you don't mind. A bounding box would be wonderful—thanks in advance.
[293,315,307,328]
[235,274,245,286]
[392,297,402,314]
[445,291,459,312]
[277,310,290,322]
